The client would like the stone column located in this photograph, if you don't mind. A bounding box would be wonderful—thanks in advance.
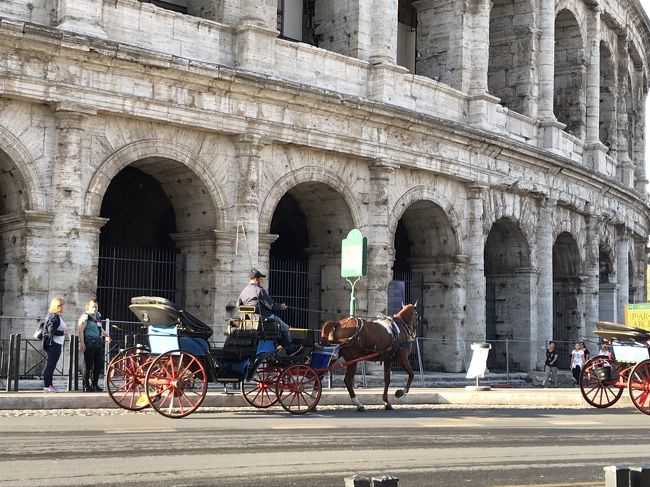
[77,215,108,310]
[363,160,397,317]
[213,230,238,338]
[235,0,278,72]
[616,225,630,324]
[369,0,398,65]
[585,5,601,144]
[47,104,96,311]
[599,283,618,322]
[56,0,106,37]
[583,208,600,337]
[617,36,634,187]
[468,0,491,96]
[537,0,555,120]
[465,185,486,342]
[536,198,554,356]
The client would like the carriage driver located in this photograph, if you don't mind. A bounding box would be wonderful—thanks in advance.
[237,268,303,356]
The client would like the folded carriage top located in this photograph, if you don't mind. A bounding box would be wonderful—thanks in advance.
[129,296,213,340]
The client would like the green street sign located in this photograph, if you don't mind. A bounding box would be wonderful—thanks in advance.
[341,229,367,278]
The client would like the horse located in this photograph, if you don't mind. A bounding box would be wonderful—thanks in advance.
[320,303,417,411]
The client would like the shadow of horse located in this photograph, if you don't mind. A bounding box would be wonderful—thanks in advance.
[320,303,417,411]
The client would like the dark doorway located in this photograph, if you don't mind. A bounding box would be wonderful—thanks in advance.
[97,167,178,322]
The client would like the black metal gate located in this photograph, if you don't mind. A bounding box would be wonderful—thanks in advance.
[96,245,180,322]
[268,257,311,328]
[392,270,424,334]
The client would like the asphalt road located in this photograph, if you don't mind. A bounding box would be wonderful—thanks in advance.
[0,405,647,486]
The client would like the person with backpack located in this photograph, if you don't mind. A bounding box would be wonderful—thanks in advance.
[78,299,110,392]
[42,297,69,393]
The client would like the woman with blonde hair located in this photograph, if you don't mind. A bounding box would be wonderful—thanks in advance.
[43,297,69,393]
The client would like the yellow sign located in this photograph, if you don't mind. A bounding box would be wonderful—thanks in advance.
[624,304,650,331]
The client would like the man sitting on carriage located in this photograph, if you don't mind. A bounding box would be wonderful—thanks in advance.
[237,268,303,356]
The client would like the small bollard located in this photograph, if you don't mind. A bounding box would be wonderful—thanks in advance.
[344,474,371,487]
[630,465,650,487]
[372,475,399,487]
[604,465,630,487]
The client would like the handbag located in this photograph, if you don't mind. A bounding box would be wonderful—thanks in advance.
[33,322,45,340]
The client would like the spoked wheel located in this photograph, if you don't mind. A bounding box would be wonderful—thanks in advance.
[628,359,650,416]
[241,362,281,408]
[276,364,321,415]
[144,351,208,419]
[106,347,153,411]
[580,355,624,408]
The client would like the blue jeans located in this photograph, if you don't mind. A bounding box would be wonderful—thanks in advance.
[44,342,62,387]
[268,314,292,348]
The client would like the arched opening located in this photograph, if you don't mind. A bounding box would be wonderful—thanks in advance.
[484,218,531,371]
[393,200,459,371]
[268,182,354,329]
[553,232,582,367]
[98,159,217,322]
[554,9,585,138]
[488,0,536,116]
[599,42,616,152]
[0,148,28,323]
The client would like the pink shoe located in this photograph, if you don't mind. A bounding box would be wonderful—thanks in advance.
[43,385,57,393]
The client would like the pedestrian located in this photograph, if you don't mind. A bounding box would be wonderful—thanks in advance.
[581,342,591,362]
[541,341,558,388]
[78,299,111,392]
[598,340,612,360]
[42,297,69,393]
[237,268,302,356]
[570,342,585,386]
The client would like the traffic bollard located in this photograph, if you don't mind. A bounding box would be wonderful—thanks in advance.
[604,465,630,487]
[630,465,650,487]
[371,475,399,486]
[344,474,371,487]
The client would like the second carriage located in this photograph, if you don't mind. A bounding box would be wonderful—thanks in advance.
[579,320,650,415]
[106,296,328,418]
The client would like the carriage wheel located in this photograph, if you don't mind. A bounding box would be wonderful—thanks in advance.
[144,351,208,419]
[628,359,650,416]
[276,364,321,415]
[241,362,281,408]
[580,355,624,408]
[106,347,152,411]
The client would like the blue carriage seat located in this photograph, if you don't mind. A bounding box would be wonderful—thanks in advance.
[148,325,210,356]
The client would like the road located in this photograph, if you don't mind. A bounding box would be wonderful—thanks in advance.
[0,405,646,486]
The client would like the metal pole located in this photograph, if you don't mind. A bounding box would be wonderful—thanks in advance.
[5,334,15,392]
[68,335,75,392]
[505,339,510,384]
[12,334,21,391]
[415,338,425,386]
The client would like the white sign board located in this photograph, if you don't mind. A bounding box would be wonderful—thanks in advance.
[466,343,492,379]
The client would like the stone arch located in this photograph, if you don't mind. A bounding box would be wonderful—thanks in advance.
[259,166,361,235]
[0,126,46,212]
[599,41,616,151]
[488,0,536,116]
[84,139,226,226]
[553,219,585,266]
[554,8,586,138]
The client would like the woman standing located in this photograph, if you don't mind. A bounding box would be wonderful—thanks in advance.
[78,300,110,392]
[43,297,68,393]
[570,342,585,386]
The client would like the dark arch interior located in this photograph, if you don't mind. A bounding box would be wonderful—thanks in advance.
[270,192,309,259]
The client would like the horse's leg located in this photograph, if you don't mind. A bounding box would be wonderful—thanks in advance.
[383,359,392,410]
[395,349,414,398]
[344,363,364,412]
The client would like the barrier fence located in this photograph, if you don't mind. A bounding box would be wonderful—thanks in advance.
[0,314,602,391]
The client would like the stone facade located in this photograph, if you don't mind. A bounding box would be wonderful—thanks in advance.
[0,0,649,372]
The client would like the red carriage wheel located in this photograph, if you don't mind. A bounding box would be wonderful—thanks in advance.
[107,347,152,411]
[144,350,208,419]
[579,355,624,408]
[628,359,650,416]
[276,364,321,415]
[241,362,281,408]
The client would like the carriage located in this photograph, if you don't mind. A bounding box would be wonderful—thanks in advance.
[579,321,650,415]
[106,296,417,418]
[105,296,328,418]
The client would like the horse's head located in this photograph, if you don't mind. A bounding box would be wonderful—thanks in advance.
[394,303,417,326]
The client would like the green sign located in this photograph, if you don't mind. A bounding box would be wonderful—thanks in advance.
[341,229,367,278]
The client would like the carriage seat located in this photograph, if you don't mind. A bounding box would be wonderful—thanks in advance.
[234,305,282,341]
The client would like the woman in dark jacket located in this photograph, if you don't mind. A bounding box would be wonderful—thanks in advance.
[43,297,68,393]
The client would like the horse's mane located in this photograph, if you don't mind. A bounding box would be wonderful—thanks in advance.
[394,304,415,324]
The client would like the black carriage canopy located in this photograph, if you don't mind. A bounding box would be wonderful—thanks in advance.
[129,296,213,340]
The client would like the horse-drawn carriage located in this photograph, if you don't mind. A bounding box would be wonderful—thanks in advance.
[579,321,650,415]
[106,297,417,418]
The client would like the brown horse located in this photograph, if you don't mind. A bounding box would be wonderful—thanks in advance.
[320,303,417,411]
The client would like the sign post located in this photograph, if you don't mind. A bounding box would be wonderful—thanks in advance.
[341,229,367,316]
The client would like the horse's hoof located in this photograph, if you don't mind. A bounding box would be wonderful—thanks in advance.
[395,389,404,398]
[384,404,393,410]
[356,406,366,412]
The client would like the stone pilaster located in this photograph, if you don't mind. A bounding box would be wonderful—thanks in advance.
[77,215,108,309]
[617,36,634,187]
[235,1,278,72]
[468,0,491,95]
[364,160,397,316]
[536,198,554,347]
[537,0,555,121]
[47,104,96,311]
[616,225,630,324]
[56,0,106,37]
[465,184,486,342]
[585,5,601,144]
[583,208,600,336]
[369,0,398,65]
